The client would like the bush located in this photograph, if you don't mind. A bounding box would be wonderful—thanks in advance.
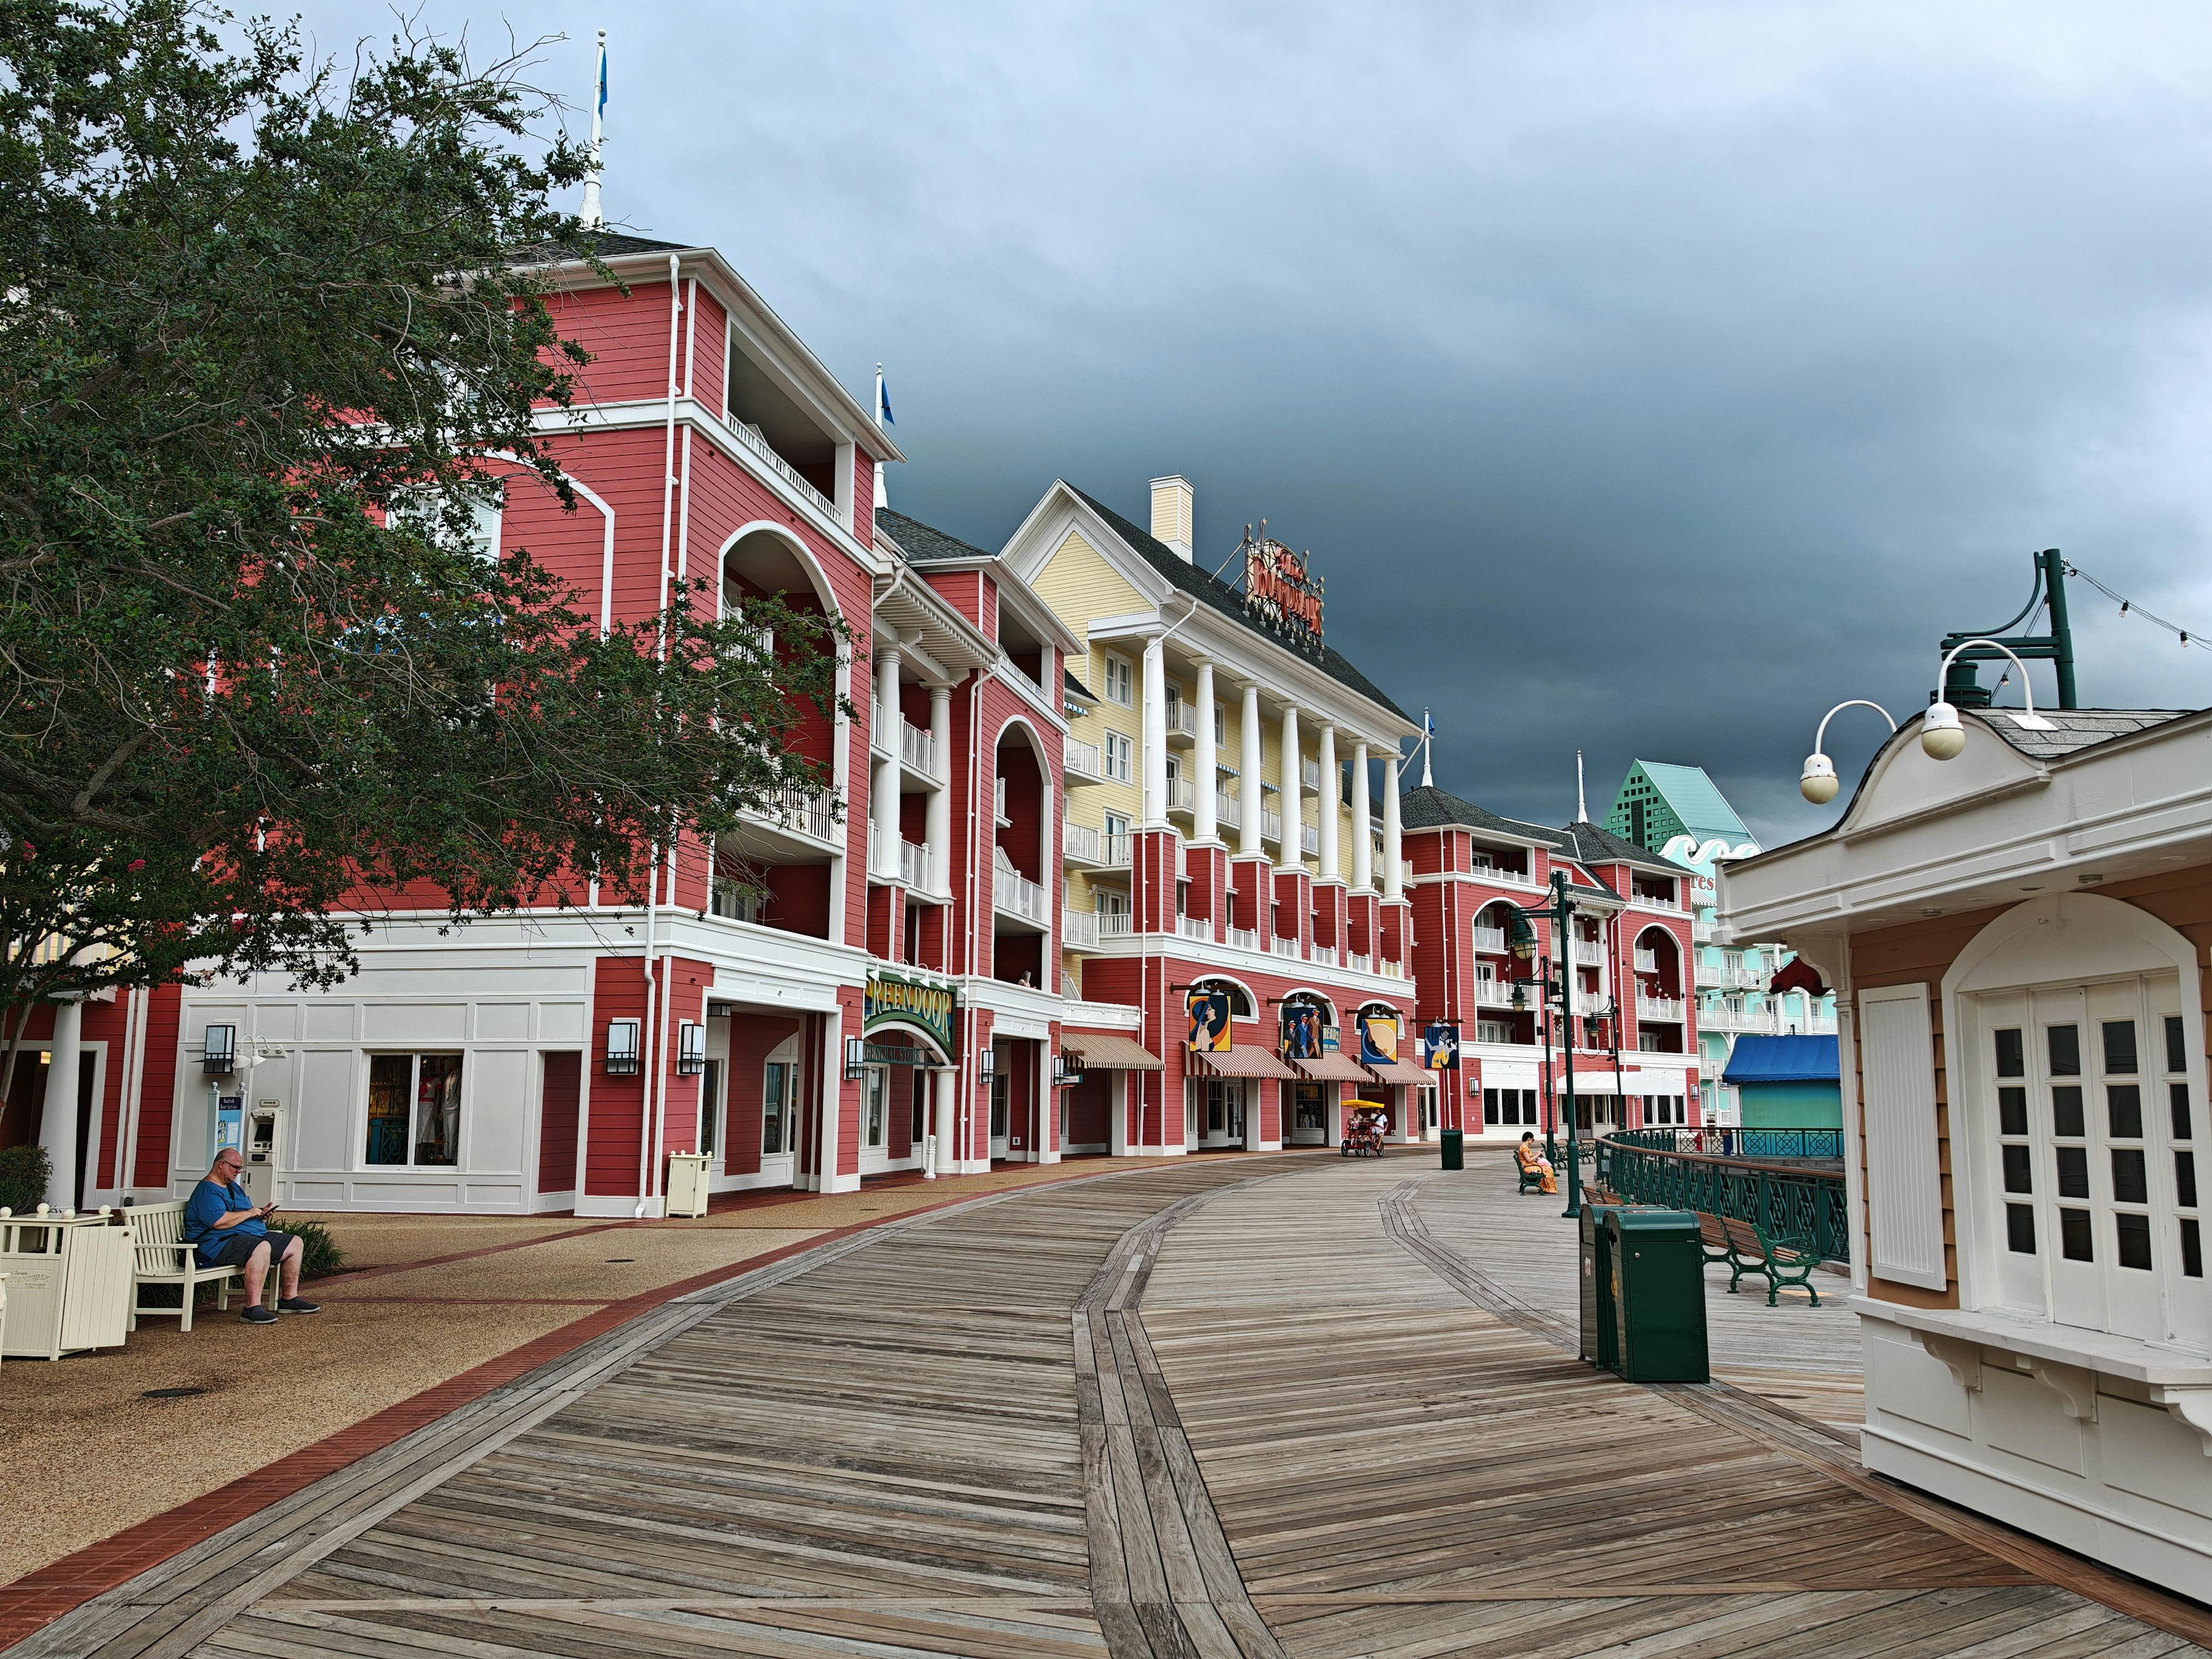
[289,1218,348,1279]
[0,1145,51,1213]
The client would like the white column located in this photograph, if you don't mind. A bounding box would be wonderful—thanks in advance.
[1350,740,1372,892]
[933,1065,958,1177]
[1317,724,1339,879]
[1238,684,1264,858]
[925,684,951,894]
[1278,703,1301,866]
[39,999,83,1209]
[871,644,902,877]
[1192,659,1217,842]
[1141,636,1168,829]
[1383,746,1404,901]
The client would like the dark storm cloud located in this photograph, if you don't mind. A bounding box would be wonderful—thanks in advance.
[306,1,2212,841]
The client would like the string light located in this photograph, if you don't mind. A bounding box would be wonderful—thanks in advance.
[2065,562,2212,654]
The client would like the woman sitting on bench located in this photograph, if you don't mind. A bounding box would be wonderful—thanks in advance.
[1516,1132,1557,1195]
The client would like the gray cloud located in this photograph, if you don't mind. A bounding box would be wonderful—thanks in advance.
[306,1,2212,841]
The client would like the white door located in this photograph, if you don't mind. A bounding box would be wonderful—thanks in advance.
[989,1065,1010,1160]
[759,1042,799,1186]
[859,1068,891,1175]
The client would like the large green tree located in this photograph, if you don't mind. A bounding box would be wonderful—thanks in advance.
[0,2,841,1087]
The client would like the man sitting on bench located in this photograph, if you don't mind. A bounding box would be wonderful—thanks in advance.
[183,1147,321,1325]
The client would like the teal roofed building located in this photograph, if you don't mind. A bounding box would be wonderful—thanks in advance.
[1605,760,1757,865]
[1605,761,1833,1125]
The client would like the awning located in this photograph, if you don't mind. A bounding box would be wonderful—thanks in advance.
[1291,1053,1371,1083]
[1366,1060,1439,1088]
[1192,1044,1299,1081]
[1063,1033,1164,1071]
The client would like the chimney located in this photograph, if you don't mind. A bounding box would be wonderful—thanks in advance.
[1149,475,1194,562]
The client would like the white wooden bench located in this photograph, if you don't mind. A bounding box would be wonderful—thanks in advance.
[129,1199,242,1332]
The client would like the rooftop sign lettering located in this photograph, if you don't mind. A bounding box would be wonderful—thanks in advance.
[1240,530,1325,652]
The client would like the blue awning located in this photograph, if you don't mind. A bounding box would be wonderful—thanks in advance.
[1721,1034,1838,1085]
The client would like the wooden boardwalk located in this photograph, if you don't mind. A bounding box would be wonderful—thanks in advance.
[14,1146,2211,1659]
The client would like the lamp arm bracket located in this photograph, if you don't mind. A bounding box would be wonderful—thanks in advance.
[1813,699,1897,754]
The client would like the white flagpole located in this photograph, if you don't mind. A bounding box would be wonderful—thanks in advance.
[1420,709,1434,788]
[872,361,888,512]
[580,30,607,230]
[1576,749,1587,823]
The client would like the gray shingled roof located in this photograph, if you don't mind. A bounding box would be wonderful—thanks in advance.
[1556,819,1687,876]
[1401,785,1566,848]
[508,231,692,266]
[1069,488,1413,724]
[1064,669,1096,704]
[1966,707,2194,761]
[877,509,990,565]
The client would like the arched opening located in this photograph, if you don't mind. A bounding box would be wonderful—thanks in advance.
[1634,925,1685,1053]
[1473,900,1535,1046]
[858,1019,953,1178]
[992,722,1052,987]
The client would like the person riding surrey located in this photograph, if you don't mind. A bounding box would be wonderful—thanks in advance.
[1516,1131,1558,1196]
[183,1147,321,1324]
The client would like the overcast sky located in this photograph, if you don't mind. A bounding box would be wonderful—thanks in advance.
[311,2,2212,842]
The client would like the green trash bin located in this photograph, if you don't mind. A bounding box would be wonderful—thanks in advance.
[1579,1203,1620,1371]
[1440,1128,1464,1171]
[1607,1209,1710,1383]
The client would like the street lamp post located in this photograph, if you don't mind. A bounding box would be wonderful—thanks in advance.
[1508,869,1584,1218]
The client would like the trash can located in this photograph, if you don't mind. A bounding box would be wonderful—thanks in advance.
[1607,1209,1709,1383]
[664,1152,712,1219]
[1578,1203,1620,1371]
[1439,1128,1464,1171]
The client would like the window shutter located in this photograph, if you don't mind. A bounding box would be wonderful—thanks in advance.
[1859,983,1948,1290]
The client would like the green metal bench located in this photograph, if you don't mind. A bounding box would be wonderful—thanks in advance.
[1515,1159,1547,1194]
[1701,1212,1822,1306]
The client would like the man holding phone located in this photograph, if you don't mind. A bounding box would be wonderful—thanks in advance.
[184,1147,321,1325]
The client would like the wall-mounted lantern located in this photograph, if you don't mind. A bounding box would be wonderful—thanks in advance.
[844,1036,867,1081]
[201,1024,237,1075]
[604,1018,641,1076]
[676,1022,706,1076]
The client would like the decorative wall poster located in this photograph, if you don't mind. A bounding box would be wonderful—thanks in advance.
[1358,1013,1400,1065]
[1321,1023,1341,1053]
[1281,1002,1324,1060]
[1421,1022,1461,1071]
[1185,987,1233,1052]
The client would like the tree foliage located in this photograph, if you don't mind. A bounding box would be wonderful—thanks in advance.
[0,2,843,1075]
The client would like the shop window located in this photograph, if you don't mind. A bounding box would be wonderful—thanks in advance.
[864,1068,888,1150]
[700,1058,724,1159]
[365,1053,463,1167]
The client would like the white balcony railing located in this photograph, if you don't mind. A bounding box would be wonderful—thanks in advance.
[1799,1011,1838,1035]
[1695,962,1764,990]
[1570,940,1606,967]
[1262,807,1284,844]
[1099,907,1135,937]
[1637,994,1687,1023]
[899,839,932,891]
[731,419,835,517]
[1348,952,1373,975]
[1272,934,1301,959]
[1692,919,1715,942]
[1216,790,1243,829]
[1311,942,1339,968]
[1474,980,1518,1008]
[1165,775,1196,814]
[1634,948,1659,974]
[709,875,759,923]
[1064,734,1104,784]
[1229,926,1260,952]
[1400,860,1417,890]
[1381,957,1408,980]
[1064,821,1102,865]
[745,783,839,845]
[1103,830,1132,868]
[1472,926,1507,955]
[1632,887,1683,911]
[1300,822,1319,856]
[1572,989,1610,1016]
[1178,914,1213,943]
[1062,908,1100,948]
[993,864,1048,925]
[1164,700,1197,740]
[1471,861,1540,889]
[900,719,935,778]
[1299,757,1321,793]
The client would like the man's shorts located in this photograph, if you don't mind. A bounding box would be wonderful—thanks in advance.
[207,1229,297,1270]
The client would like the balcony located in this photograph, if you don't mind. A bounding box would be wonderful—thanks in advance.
[898,839,932,891]
[1299,757,1321,794]
[1166,775,1197,815]
[993,864,1049,927]
[1634,948,1659,973]
[1102,830,1132,869]
[899,719,936,779]
[1380,958,1408,980]
[1164,700,1197,742]
[1636,994,1687,1023]
[1311,942,1339,968]
[1472,925,1507,955]
[1572,989,1611,1017]
[1631,886,1683,911]
[1570,940,1606,967]
[1474,980,1518,1009]
[731,419,836,519]
[1700,1003,1775,1035]
[1695,961,1765,990]
[1064,735,1105,786]
[1216,790,1243,830]
[1271,935,1301,959]
[1300,822,1319,857]
[1692,918,1715,942]
[1347,952,1373,975]
[1229,925,1260,952]
[742,783,840,847]
[1471,861,1540,889]
[1100,908,1135,938]
[1063,908,1100,949]
[709,875,759,923]
[1262,807,1284,844]
[1064,821,1103,866]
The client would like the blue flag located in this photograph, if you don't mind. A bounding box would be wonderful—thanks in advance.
[878,379,895,426]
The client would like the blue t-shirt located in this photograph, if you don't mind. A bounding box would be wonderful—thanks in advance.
[184,1177,263,1264]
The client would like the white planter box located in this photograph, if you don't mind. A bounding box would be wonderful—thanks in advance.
[664,1154,712,1220]
[0,1211,135,1360]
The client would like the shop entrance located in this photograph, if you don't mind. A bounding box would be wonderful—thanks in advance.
[1290,1081,1330,1146]
[1196,1076,1247,1150]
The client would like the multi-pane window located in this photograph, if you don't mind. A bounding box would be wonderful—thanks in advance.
[1995,1025,2034,1254]
[699,1058,724,1159]
[365,1053,462,1167]
[2169,1014,2202,1282]
[1103,731,1134,783]
[864,1068,888,1150]
[1483,1087,1540,1126]
[762,1061,792,1158]
[989,1070,1010,1140]
[1101,652,1133,706]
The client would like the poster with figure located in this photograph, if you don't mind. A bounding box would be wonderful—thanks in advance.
[1185,987,1232,1053]
[1282,1003,1324,1059]
[1358,1013,1400,1065]
[1421,1022,1461,1070]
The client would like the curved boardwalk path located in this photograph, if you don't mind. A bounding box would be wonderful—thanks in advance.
[15,1150,2211,1659]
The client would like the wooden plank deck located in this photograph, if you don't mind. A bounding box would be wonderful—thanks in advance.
[15,1145,2210,1659]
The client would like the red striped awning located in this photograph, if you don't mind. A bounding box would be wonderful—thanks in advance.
[1366,1060,1438,1088]
[1290,1053,1371,1083]
[1062,1033,1163,1071]
[1190,1044,1298,1080]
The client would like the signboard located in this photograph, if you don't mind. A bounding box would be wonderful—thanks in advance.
[1241,534,1325,651]
[1321,1022,1341,1053]
[1421,1022,1461,1071]
[1280,1002,1325,1060]
[1185,987,1232,1053]
[1357,1013,1400,1066]
[863,969,957,1058]
[215,1094,244,1155]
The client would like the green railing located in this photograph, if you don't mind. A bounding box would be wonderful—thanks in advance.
[1609,1127,1844,1163]
[1595,1135,1850,1264]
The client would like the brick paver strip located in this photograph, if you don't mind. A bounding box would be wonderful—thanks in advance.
[0,1158,1161,1650]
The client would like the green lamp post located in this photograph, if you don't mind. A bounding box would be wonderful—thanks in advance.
[1507,869,1584,1218]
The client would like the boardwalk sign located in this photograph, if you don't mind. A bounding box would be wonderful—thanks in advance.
[1280,1002,1325,1060]
[1242,536,1324,651]
[1186,988,1232,1052]
[864,969,957,1058]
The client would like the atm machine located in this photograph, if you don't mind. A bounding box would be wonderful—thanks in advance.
[239,1100,285,1207]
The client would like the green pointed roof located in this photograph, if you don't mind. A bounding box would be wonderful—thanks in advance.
[1605,761,1751,855]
